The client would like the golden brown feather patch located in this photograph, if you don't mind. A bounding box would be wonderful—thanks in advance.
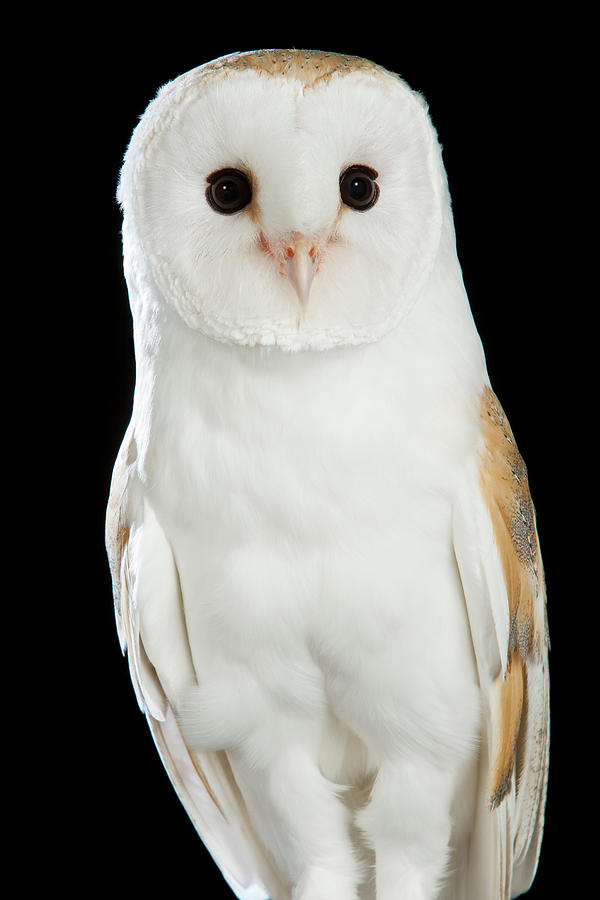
[188,48,394,92]
[478,386,547,807]
[479,386,545,659]
[489,652,524,809]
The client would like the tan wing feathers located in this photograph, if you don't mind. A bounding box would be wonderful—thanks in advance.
[479,386,546,660]
[478,386,548,809]
[488,653,524,810]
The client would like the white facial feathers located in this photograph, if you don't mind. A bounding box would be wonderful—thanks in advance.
[119,54,446,350]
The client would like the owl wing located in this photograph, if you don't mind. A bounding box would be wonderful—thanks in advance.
[106,425,286,900]
[452,386,549,899]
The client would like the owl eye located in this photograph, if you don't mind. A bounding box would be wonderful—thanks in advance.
[339,165,379,211]
[206,168,252,214]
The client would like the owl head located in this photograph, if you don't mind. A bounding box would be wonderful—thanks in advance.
[118,50,450,351]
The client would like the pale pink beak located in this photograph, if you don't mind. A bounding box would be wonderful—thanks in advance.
[259,231,322,308]
[282,234,320,308]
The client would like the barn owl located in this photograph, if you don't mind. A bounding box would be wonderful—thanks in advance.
[106,49,549,900]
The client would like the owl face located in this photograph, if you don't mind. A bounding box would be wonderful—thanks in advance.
[121,51,446,350]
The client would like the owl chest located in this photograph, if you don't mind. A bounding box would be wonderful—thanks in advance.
[156,382,478,764]
[161,364,455,549]
[145,347,481,757]
[152,357,470,666]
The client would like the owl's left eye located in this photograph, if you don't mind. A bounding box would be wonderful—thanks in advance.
[206,168,252,215]
[339,165,379,211]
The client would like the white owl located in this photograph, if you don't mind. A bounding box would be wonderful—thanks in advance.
[106,49,549,900]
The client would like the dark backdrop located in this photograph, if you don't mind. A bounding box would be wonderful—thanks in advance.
[46,13,585,898]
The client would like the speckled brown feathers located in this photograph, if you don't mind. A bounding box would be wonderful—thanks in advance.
[479,386,546,661]
[478,386,547,808]
[194,48,392,90]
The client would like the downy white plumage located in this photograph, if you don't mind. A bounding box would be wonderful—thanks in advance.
[106,50,549,900]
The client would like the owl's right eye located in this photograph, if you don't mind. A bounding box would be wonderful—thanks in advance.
[206,168,252,215]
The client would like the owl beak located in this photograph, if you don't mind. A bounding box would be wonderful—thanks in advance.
[282,234,319,308]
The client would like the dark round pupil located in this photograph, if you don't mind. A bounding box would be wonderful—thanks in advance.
[349,177,368,200]
[215,178,240,205]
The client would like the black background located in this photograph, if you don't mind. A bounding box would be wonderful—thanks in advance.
[42,10,587,898]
